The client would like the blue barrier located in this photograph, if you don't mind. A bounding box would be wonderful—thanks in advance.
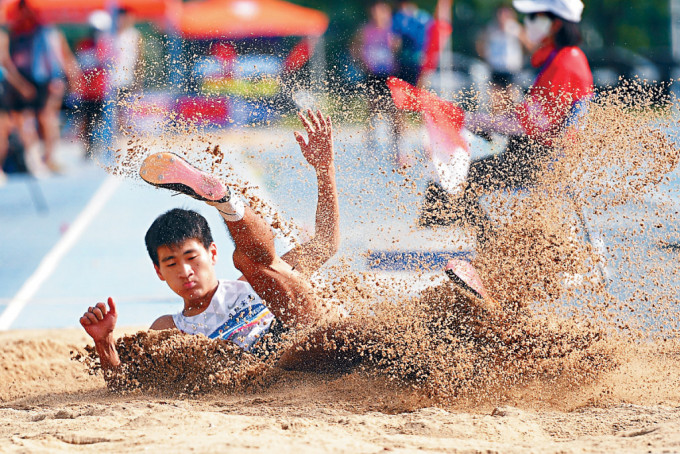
[366,250,473,271]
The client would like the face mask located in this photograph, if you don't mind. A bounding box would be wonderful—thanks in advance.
[524,15,553,45]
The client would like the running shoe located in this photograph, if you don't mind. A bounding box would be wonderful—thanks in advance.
[445,258,488,301]
[139,152,230,203]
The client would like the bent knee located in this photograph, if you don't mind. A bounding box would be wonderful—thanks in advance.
[234,248,293,275]
[232,248,271,270]
[232,249,253,273]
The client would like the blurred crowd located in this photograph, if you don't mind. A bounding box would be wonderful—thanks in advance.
[350,1,543,162]
[351,0,453,165]
[347,0,594,247]
[0,0,591,194]
[0,0,141,185]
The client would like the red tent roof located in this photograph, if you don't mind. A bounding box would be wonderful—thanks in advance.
[1,0,174,24]
[177,0,328,39]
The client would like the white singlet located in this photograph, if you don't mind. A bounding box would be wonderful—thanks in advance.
[172,280,275,351]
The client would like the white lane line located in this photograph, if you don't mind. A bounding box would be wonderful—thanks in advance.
[0,175,121,330]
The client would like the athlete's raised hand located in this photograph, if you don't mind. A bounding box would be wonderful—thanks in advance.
[80,297,118,343]
[294,109,334,173]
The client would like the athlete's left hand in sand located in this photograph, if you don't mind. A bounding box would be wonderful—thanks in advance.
[79,298,121,371]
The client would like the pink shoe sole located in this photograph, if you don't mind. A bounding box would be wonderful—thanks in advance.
[139,152,228,202]
[445,258,489,302]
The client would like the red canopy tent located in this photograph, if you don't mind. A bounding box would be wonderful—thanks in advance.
[176,0,329,39]
[1,0,175,24]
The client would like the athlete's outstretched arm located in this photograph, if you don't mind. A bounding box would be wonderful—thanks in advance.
[282,109,340,275]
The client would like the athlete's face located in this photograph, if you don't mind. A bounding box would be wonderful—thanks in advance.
[154,239,219,304]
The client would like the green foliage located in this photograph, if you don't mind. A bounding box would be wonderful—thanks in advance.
[586,0,669,53]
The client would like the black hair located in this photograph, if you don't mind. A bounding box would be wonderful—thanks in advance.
[368,0,390,10]
[545,12,582,48]
[17,0,32,12]
[144,208,214,266]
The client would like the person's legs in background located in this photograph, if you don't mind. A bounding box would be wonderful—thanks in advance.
[13,108,48,177]
[0,110,10,185]
[36,79,66,172]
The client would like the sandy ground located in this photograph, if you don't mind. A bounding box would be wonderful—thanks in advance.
[2,328,680,453]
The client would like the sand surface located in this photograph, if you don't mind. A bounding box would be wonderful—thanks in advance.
[2,328,680,453]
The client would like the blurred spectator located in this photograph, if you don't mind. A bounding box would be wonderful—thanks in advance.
[74,11,110,158]
[74,8,141,154]
[0,27,36,183]
[392,1,431,87]
[419,0,452,83]
[351,1,399,148]
[110,8,142,103]
[420,0,593,246]
[390,1,431,165]
[7,0,81,174]
[391,0,451,166]
[475,6,529,114]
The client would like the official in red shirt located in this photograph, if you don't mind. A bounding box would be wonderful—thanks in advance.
[420,0,592,247]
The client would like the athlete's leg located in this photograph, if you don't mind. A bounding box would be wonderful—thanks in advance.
[213,109,339,327]
[214,203,321,328]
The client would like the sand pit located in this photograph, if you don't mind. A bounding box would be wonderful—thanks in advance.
[2,328,680,452]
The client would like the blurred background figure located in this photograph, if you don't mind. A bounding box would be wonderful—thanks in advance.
[390,0,451,166]
[392,0,432,87]
[0,26,36,184]
[391,0,432,166]
[74,10,110,158]
[7,0,80,175]
[109,8,141,107]
[73,7,141,160]
[351,0,399,149]
[475,5,528,115]
[420,0,592,246]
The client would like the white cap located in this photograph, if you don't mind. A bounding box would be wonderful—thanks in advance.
[88,10,112,32]
[513,0,584,23]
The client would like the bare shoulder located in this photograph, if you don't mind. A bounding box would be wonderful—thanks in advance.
[149,314,176,330]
